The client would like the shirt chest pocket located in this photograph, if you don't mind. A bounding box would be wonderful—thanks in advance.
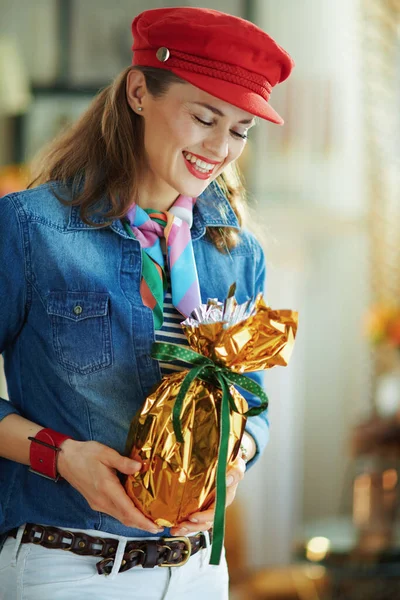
[47,291,113,375]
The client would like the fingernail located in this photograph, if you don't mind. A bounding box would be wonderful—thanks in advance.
[189,517,199,523]
[150,528,162,534]
[177,527,188,533]
[226,475,234,487]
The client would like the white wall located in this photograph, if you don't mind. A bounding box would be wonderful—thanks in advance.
[0,0,58,84]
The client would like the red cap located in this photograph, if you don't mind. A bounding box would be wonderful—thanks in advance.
[131,7,294,125]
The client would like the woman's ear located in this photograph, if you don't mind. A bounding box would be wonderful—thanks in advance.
[126,69,148,113]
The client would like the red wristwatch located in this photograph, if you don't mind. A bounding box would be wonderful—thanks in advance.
[28,428,72,482]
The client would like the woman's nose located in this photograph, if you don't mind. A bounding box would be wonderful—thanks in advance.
[202,131,229,162]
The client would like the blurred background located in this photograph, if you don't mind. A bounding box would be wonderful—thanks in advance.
[1,1,400,598]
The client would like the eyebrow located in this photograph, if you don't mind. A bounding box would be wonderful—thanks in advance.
[188,101,256,126]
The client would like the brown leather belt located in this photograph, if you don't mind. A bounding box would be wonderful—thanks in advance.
[8,523,212,575]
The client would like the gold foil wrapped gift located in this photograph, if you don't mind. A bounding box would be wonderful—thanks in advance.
[125,287,298,564]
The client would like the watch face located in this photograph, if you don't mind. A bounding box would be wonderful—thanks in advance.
[240,444,249,462]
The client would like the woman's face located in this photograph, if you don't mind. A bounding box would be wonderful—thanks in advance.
[127,72,255,205]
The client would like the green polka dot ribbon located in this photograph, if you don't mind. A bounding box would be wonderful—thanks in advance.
[151,341,269,565]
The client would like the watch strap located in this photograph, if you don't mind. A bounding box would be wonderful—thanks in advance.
[28,428,72,482]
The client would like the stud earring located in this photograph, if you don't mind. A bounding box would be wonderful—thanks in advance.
[136,107,143,112]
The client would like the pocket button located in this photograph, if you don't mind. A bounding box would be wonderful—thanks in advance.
[73,305,83,315]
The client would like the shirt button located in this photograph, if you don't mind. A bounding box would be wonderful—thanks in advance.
[73,305,83,315]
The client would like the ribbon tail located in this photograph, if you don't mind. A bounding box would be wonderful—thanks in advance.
[172,365,207,443]
[224,371,269,416]
[209,374,231,566]
[150,339,269,561]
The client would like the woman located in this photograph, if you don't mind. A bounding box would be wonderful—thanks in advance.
[0,7,294,599]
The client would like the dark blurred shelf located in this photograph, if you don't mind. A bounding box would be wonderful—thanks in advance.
[294,515,400,600]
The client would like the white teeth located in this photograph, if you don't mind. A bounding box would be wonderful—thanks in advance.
[183,152,215,172]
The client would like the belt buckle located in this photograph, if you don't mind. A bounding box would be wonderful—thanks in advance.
[159,536,191,567]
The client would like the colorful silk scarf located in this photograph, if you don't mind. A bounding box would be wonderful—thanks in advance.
[123,195,201,329]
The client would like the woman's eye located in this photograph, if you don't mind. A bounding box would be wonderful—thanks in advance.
[232,131,248,140]
[194,116,213,126]
[194,115,248,140]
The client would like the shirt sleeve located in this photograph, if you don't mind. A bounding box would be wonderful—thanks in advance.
[0,193,29,422]
[241,236,269,468]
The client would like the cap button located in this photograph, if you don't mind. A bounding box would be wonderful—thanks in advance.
[156,47,170,62]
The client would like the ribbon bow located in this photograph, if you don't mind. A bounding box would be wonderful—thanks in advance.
[151,341,269,565]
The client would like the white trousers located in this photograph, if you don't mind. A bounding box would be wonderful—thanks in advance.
[0,525,229,600]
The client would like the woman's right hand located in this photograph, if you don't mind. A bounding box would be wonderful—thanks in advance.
[57,439,163,534]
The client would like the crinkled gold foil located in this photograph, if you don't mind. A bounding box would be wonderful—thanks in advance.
[184,295,298,373]
[124,295,298,526]
[125,373,247,527]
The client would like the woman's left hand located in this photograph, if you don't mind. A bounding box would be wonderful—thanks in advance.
[169,453,246,536]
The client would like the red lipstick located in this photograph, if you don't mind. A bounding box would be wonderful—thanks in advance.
[183,156,214,180]
[185,152,220,165]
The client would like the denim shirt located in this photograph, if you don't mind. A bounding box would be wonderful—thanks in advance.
[0,180,268,537]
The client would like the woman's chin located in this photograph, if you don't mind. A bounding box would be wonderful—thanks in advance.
[175,177,213,199]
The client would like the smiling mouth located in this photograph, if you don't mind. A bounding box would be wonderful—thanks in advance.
[182,151,218,175]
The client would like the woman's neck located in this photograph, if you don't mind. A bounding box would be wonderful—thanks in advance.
[134,174,180,212]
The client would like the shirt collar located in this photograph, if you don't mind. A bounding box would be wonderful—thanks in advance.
[193,181,240,239]
[67,180,240,239]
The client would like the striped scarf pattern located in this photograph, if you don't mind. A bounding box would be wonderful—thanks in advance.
[123,195,201,329]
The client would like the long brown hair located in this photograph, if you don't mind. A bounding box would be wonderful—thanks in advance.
[29,66,248,251]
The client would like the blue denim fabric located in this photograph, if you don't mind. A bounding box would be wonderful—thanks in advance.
[0,180,269,537]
